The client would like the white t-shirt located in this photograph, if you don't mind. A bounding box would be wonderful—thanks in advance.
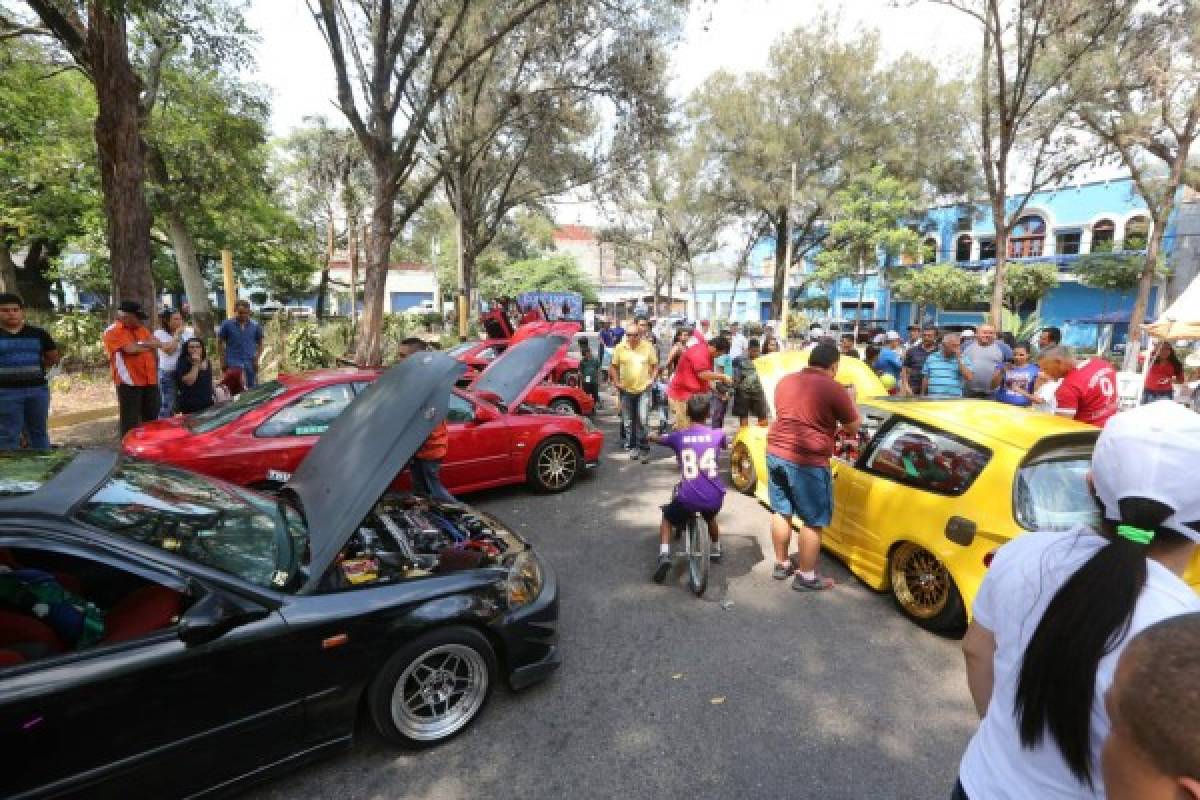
[959,528,1200,800]
[730,332,748,359]
[154,327,193,373]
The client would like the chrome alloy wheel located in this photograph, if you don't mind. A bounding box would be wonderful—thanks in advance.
[391,644,489,742]
[538,441,577,490]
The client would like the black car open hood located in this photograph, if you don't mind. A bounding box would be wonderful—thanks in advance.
[286,352,465,590]
[472,335,567,408]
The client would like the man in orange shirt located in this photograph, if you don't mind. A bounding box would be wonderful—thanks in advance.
[103,301,168,436]
[398,337,456,502]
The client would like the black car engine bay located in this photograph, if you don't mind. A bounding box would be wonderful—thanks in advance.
[325,496,517,589]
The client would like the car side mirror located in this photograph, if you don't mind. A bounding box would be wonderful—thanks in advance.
[472,403,500,424]
[178,589,268,647]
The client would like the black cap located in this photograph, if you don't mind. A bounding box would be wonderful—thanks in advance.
[117,300,148,320]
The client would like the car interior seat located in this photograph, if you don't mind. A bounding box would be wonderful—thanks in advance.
[102,585,184,644]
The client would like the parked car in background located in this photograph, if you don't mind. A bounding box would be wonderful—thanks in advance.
[451,317,584,389]
[0,354,559,798]
[124,335,603,495]
[728,350,1200,632]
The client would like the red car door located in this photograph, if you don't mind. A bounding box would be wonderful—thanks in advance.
[439,393,514,491]
[245,383,358,486]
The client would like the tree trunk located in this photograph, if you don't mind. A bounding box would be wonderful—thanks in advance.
[0,240,19,294]
[853,255,868,342]
[162,208,215,339]
[770,207,787,320]
[88,2,156,312]
[355,175,394,366]
[989,199,1008,325]
[666,261,675,316]
[18,239,56,309]
[1123,217,1168,372]
[349,215,360,329]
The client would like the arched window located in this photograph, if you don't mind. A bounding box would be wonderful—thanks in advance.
[923,237,938,264]
[955,235,973,263]
[1009,214,1046,258]
[1124,216,1150,251]
[1092,219,1116,253]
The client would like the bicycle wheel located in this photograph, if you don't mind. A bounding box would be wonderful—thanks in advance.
[686,515,710,596]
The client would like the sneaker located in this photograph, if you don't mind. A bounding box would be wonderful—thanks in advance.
[792,573,835,592]
[771,554,799,580]
[639,450,651,464]
[630,449,641,460]
[653,553,672,583]
[710,542,722,562]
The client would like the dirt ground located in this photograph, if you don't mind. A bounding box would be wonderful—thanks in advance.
[53,416,119,447]
[49,372,117,416]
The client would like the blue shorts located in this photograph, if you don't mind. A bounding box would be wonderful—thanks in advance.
[766,454,833,528]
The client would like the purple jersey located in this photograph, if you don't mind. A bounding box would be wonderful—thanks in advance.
[662,425,727,512]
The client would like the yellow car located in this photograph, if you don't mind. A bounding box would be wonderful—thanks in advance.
[729,350,1115,632]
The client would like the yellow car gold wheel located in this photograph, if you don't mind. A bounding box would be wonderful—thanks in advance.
[730,442,756,495]
[889,542,966,633]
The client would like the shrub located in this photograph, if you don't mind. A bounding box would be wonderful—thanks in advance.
[286,322,332,371]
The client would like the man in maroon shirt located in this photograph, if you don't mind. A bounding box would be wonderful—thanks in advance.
[666,334,731,430]
[766,343,860,591]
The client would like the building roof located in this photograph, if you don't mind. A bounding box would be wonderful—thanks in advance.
[553,224,595,243]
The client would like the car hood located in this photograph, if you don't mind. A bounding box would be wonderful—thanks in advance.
[755,349,887,415]
[473,335,568,408]
[285,352,466,587]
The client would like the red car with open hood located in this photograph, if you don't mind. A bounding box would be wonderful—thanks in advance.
[123,335,604,495]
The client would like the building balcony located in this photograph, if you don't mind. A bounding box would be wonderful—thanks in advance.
[951,249,1147,272]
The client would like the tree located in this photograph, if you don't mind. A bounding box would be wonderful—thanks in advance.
[927,0,1132,324]
[0,36,98,305]
[310,0,577,365]
[986,260,1058,312]
[479,254,597,302]
[1075,252,1163,292]
[688,16,976,320]
[429,1,679,334]
[15,0,158,311]
[892,264,984,323]
[1068,2,1200,369]
[813,167,922,339]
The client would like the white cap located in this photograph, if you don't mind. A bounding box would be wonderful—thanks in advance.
[885,330,902,341]
[1092,402,1200,542]
[962,328,976,337]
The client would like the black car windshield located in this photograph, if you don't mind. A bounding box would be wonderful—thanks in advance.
[77,459,309,591]
[185,381,289,433]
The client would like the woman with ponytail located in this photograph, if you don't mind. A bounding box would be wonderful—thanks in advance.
[953,401,1200,799]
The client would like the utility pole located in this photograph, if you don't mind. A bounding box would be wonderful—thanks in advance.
[779,161,797,342]
[431,238,441,321]
[221,249,236,316]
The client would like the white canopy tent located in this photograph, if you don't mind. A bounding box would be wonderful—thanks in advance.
[1146,273,1200,341]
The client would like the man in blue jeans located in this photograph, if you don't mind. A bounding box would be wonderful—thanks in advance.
[217,299,263,388]
[0,292,61,449]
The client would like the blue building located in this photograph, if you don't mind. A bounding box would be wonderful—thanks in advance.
[696,176,1199,345]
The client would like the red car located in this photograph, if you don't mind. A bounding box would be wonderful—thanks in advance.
[123,336,604,495]
[452,313,582,387]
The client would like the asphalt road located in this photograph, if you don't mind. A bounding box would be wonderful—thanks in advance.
[56,404,979,800]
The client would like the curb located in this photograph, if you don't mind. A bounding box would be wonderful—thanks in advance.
[49,406,119,429]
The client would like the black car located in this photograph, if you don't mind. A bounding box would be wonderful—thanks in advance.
[0,353,559,799]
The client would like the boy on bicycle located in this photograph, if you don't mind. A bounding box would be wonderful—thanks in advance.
[649,393,727,583]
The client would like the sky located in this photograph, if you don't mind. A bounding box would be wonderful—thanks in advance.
[246,0,981,139]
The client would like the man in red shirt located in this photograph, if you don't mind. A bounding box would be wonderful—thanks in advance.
[666,333,731,430]
[1038,346,1120,427]
[766,343,860,591]
[102,300,168,436]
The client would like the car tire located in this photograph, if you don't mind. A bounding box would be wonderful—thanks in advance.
[729,442,757,495]
[549,397,579,415]
[527,435,582,493]
[367,626,497,748]
[888,542,966,633]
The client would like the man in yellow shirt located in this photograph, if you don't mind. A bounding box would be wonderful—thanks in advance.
[609,324,658,463]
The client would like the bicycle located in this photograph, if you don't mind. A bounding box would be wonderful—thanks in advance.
[670,510,711,596]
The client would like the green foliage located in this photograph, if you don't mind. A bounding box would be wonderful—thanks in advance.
[285,323,332,371]
[999,309,1044,344]
[892,265,984,310]
[1075,253,1166,291]
[50,311,106,370]
[813,167,921,286]
[480,255,598,303]
[799,296,831,311]
[987,261,1059,310]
